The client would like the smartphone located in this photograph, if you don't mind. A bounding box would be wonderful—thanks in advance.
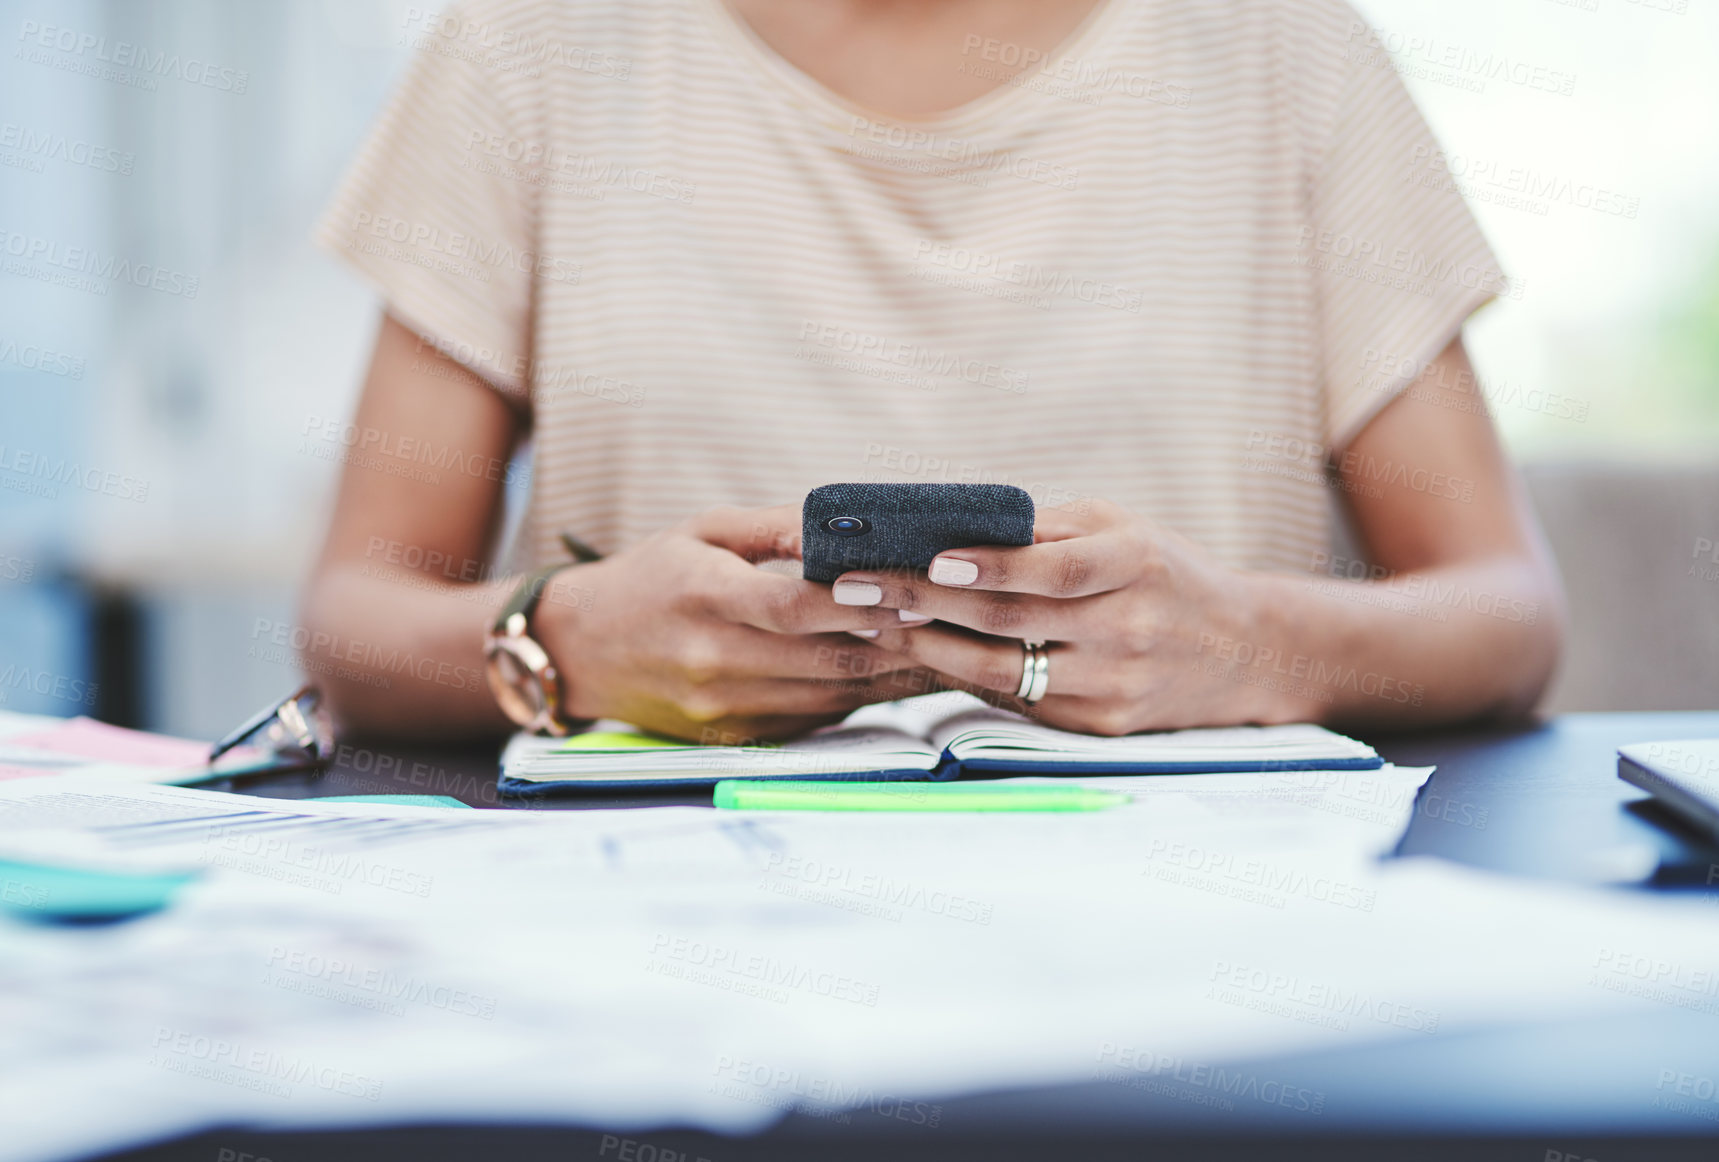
[801,483,1035,583]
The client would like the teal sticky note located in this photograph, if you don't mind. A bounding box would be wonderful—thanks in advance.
[0,858,199,923]
[312,794,472,809]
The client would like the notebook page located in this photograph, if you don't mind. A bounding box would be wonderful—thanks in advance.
[928,707,1378,764]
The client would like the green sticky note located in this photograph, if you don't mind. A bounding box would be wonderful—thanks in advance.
[556,730,692,752]
[0,858,200,923]
[313,794,472,809]
[712,780,1128,813]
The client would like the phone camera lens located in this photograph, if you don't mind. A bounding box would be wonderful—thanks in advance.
[824,516,870,538]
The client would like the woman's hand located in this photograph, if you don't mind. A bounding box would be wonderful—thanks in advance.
[536,505,937,742]
[829,500,1313,735]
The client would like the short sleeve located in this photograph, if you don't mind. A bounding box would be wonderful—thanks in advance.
[315,4,552,407]
[1304,16,1511,451]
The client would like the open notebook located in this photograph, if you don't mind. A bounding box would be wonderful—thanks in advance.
[498,693,1382,793]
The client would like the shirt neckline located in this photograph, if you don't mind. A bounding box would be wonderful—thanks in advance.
[695,0,1131,135]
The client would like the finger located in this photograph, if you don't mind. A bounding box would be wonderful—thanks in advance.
[643,669,948,739]
[1033,507,1098,543]
[995,693,1132,736]
[825,571,1109,640]
[640,712,846,745]
[675,624,925,683]
[688,504,802,562]
[620,699,857,746]
[704,559,914,633]
[1032,497,1123,542]
[674,673,922,721]
[867,625,1103,699]
[921,530,1137,598]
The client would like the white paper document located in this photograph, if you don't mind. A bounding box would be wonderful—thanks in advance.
[2,768,1717,1162]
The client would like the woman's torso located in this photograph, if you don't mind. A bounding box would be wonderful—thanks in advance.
[454,0,1352,572]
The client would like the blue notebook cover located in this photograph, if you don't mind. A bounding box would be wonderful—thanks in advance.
[498,764,953,796]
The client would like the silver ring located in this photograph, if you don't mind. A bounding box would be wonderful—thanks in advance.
[1018,640,1050,703]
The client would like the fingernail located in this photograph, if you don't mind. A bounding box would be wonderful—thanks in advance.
[898,610,933,625]
[928,557,979,586]
[833,581,883,606]
[847,629,880,639]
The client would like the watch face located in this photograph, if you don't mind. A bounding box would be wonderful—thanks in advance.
[485,636,555,728]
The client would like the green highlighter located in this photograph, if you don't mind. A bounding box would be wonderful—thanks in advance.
[558,730,692,752]
[712,780,1127,813]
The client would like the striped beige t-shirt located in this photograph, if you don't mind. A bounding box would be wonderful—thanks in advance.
[317,0,1504,575]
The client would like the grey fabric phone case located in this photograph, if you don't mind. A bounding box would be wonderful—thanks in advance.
[801,483,1036,583]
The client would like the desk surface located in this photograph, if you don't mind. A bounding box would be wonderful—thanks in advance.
[104,712,1719,1162]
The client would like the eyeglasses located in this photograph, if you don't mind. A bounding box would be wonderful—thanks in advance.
[206,684,334,776]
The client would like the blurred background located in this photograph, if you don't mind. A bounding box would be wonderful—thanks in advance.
[1,0,1715,739]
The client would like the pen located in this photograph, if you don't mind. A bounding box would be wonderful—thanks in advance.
[558,532,604,563]
[712,780,1128,812]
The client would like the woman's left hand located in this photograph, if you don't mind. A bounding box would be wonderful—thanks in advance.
[832,500,1307,735]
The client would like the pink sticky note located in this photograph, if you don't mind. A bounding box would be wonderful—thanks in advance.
[8,717,210,769]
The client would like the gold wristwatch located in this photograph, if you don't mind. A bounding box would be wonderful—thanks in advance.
[484,562,580,735]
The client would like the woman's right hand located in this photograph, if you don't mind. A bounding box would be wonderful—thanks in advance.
[534,505,936,742]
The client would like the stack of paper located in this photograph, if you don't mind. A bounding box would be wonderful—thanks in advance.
[2,763,1717,1162]
[0,711,212,783]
